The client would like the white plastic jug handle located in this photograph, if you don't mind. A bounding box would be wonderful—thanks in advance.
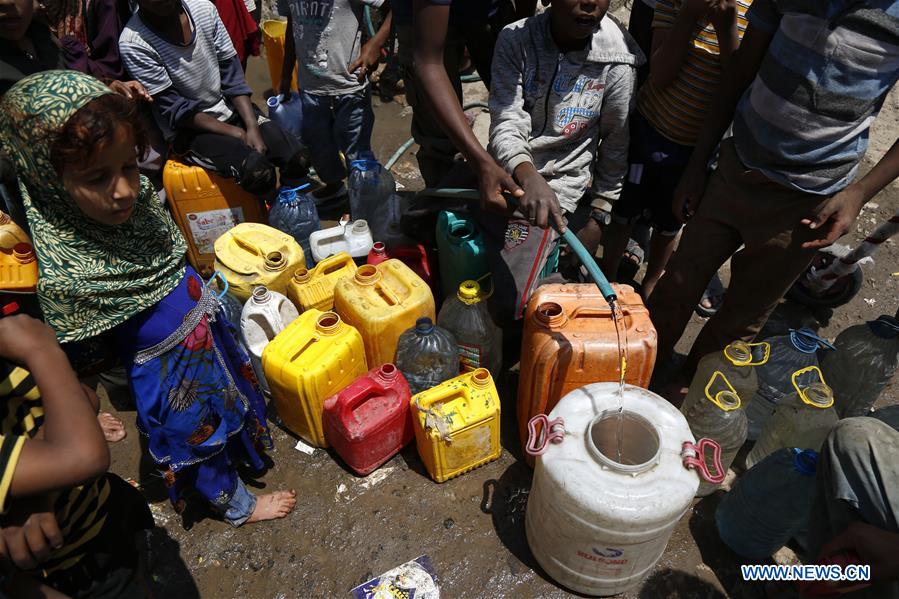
[682,438,726,484]
[525,414,565,457]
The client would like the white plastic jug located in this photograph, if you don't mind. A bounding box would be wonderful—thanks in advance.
[525,383,721,596]
[309,218,374,263]
[239,286,299,395]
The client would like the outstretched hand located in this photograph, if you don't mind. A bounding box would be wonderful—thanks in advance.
[800,186,865,249]
[477,159,525,218]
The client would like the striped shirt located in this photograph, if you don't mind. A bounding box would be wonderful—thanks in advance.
[120,0,237,139]
[733,0,899,195]
[0,359,111,576]
[637,0,752,146]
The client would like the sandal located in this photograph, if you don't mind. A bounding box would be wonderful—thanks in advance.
[616,237,645,281]
[696,273,726,317]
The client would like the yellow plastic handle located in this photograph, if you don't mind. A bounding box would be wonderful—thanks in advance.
[746,342,771,366]
[704,371,741,411]
[791,365,834,408]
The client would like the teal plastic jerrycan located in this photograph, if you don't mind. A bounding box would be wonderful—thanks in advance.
[435,211,489,300]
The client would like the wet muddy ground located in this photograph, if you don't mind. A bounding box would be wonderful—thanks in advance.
[100,9,899,596]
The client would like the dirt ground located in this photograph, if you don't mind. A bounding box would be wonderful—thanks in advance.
[100,8,899,597]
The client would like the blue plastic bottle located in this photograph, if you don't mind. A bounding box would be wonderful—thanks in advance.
[266,94,303,139]
[435,211,489,300]
[347,153,400,244]
[715,447,818,559]
[269,184,319,268]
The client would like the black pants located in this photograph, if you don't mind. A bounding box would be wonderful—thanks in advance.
[173,117,308,196]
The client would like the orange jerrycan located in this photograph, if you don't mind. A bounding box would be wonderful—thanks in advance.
[163,159,267,278]
[213,223,305,302]
[411,368,501,482]
[333,259,435,367]
[287,252,357,312]
[0,212,37,292]
[517,283,656,464]
[262,310,368,446]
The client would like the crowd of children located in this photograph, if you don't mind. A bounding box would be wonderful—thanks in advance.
[0,0,898,595]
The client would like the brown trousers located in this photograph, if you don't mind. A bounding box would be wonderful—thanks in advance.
[647,138,831,373]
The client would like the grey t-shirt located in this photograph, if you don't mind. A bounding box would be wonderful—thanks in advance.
[277,0,383,96]
[120,0,236,139]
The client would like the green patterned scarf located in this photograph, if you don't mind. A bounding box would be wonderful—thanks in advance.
[0,70,187,343]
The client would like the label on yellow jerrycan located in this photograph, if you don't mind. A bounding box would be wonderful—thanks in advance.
[214,223,305,302]
[163,160,267,278]
[411,368,501,483]
[334,259,436,367]
[287,252,357,312]
[262,310,368,447]
[0,212,37,292]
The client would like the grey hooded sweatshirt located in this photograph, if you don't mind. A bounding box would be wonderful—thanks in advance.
[488,12,645,214]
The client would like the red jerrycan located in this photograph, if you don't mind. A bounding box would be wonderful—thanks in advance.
[322,363,413,475]
[367,242,435,291]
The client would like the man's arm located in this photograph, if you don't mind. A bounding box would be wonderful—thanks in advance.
[279,12,297,98]
[671,18,774,221]
[350,2,393,82]
[649,0,712,89]
[412,0,523,211]
[801,137,899,249]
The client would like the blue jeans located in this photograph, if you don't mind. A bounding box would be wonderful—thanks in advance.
[222,477,257,527]
[300,88,375,184]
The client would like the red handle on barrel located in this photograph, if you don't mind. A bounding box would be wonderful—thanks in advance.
[525,414,565,457]
[682,438,726,484]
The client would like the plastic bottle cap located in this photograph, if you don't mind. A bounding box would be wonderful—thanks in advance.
[415,317,434,335]
[293,268,311,283]
[800,382,834,408]
[264,252,286,271]
[251,286,271,303]
[12,243,34,264]
[266,96,279,108]
[714,390,742,411]
[792,448,818,476]
[316,312,342,334]
[457,280,481,303]
[790,327,834,353]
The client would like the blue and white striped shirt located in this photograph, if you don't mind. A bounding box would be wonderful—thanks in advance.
[733,0,899,195]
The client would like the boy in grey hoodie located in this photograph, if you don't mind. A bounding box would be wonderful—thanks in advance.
[484,0,644,320]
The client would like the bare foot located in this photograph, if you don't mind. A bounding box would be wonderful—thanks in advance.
[246,490,297,524]
[98,412,127,443]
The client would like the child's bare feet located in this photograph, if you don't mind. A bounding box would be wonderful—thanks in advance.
[98,412,127,443]
[246,490,297,523]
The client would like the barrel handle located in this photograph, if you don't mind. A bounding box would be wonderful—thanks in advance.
[682,438,726,484]
[525,414,565,457]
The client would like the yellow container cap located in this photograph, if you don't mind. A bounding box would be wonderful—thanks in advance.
[458,280,481,304]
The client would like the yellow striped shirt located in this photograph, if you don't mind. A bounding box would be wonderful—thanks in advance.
[0,359,110,576]
[637,0,753,146]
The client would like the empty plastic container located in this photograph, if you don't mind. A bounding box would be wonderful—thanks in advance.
[268,185,319,267]
[394,317,458,395]
[716,448,818,559]
[239,286,299,395]
[322,363,413,475]
[287,252,357,312]
[682,341,768,417]
[682,389,747,497]
[517,283,657,464]
[214,222,305,302]
[262,310,368,446]
[744,328,832,440]
[410,368,501,483]
[347,155,401,244]
[435,211,489,300]
[746,371,837,469]
[266,94,302,138]
[309,219,374,262]
[438,280,502,378]
[368,242,434,291]
[334,260,436,368]
[820,315,899,417]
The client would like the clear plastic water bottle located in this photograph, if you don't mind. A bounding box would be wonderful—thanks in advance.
[394,317,459,395]
[682,341,767,416]
[716,447,818,559]
[820,315,899,418]
[269,184,319,268]
[437,280,502,377]
[682,389,748,497]
[347,153,400,245]
[745,372,837,469]
[744,328,833,440]
[266,94,303,138]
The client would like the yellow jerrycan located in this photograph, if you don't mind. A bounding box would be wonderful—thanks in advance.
[263,310,368,447]
[163,159,268,278]
[410,368,501,482]
[0,212,37,292]
[287,252,357,312]
[333,260,435,367]
[214,223,305,302]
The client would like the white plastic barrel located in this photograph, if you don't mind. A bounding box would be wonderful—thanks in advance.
[240,286,299,395]
[309,219,374,262]
[525,383,707,596]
